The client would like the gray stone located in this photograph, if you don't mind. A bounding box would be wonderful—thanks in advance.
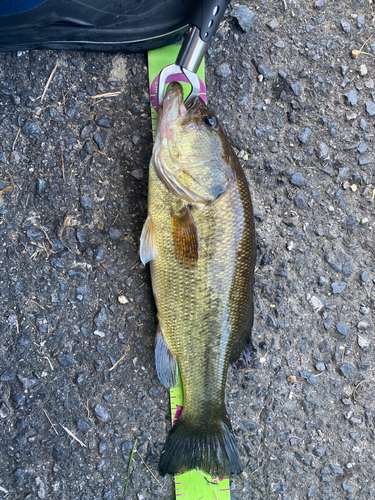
[267,20,278,31]
[215,63,232,78]
[94,307,108,328]
[316,142,329,159]
[94,404,109,422]
[361,271,369,283]
[77,419,91,430]
[290,82,302,96]
[132,135,140,145]
[80,197,93,210]
[66,100,80,118]
[365,101,375,116]
[232,5,255,32]
[36,178,47,198]
[94,132,106,150]
[57,354,73,367]
[330,464,344,474]
[22,119,41,135]
[297,127,312,144]
[131,169,143,180]
[256,64,275,80]
[331,282,346,294]
[336,324,349,336]
[344,89,357,106]
[357,16,365,28]
[359,118,367,130]
[341,20,350,33]
[294,194,307,209]
[338,364,356,377]
[0,402,10,419]
[358,153,372,166]
[94,246,107,262]
[109,227,122,239]
[96,117,110,128]
[17,374,37,389]
[290,172,305,187]
[342,480,355,493]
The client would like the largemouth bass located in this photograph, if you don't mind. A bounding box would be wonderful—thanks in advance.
[140,82,256,477]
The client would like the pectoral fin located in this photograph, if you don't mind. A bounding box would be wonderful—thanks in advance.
[171,206,198,269]
[140,214,156,265]
[155,325,178,388]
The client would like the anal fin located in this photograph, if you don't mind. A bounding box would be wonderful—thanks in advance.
[171,205,198,269]
[140,214,156,265]
[155,325,178,388]
[230,307,255,369]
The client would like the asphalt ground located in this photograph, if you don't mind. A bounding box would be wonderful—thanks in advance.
[0,1,375,499]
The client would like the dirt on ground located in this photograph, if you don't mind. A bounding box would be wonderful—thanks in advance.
[0,0,375,499]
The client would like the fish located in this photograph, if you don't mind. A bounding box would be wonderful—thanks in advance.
[140,81,256,478]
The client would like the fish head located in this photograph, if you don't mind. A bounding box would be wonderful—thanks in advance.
[153,81,235,204]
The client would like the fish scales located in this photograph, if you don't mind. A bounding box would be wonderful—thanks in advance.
[140,82,256,477]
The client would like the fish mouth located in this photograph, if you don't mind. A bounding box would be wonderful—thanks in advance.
[160,81,187,138]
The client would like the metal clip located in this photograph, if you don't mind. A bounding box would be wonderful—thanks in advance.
[157,26,209,107]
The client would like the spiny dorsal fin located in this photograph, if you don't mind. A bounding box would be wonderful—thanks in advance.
[140,214,156,265]
[170,206,198,269]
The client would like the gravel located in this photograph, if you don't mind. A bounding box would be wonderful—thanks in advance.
[1,2,375,499]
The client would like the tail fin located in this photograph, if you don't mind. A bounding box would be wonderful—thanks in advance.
[159,416,242,477]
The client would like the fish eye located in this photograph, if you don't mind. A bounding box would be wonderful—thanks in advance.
[204,115,217,128]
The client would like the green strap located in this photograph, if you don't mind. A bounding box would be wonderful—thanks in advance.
[147,45,231,500]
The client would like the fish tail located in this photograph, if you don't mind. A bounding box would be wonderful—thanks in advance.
[159,414,242,477]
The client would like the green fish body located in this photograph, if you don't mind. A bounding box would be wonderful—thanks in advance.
[140,82,256,477]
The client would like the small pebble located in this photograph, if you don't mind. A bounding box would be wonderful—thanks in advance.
[359,64,367,76]
[267,20,278,31]
[341,20,350,34]
[256,64,275,80]
[57,354,73,367]
[294,194,307,209]
[131,169,143,180]
[232,5,255,32]
[287,375,296,383]
[332,282,346,294]
[297,127,312,144]
[215,63,232,78]
[343,89,357,106]
[22,119,41,135]
[286,241,294,251]
[109,227,121,239]
[357,335,369,348]
[365,101,375,116]
[94,132,106,150]
[342,480,355,494]
[94,404,109,422]
[290,172,305,187]
[316,142,329,159]
[336,324,349,336]
[338,364,356,377]
[118,295,128,304]
[350,184,357,192]
[360,271,369,283]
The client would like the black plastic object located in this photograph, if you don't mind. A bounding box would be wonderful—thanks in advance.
[191,0,231,42]
[0,0,196,52]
